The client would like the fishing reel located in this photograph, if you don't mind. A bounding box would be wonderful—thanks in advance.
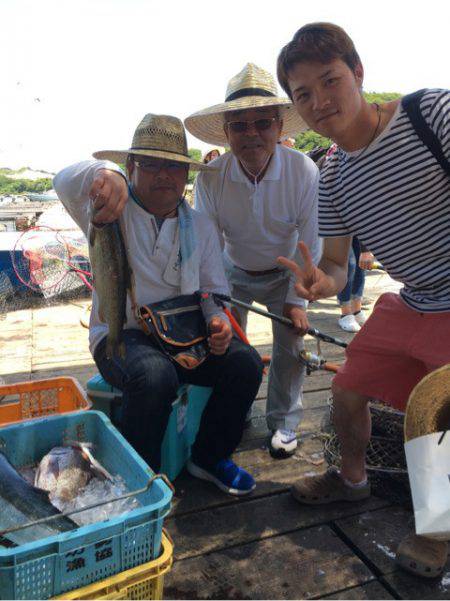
[299,339,340,375]
[299,337,326,374]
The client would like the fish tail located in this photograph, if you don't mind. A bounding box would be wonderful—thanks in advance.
[105,339,115,360]
[106,339,126,360]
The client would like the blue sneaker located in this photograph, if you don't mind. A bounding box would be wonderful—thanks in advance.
[186,458,256,496]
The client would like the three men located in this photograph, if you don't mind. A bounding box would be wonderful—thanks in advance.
[54,114,263,496]
[277,22,450,577]
[185,63,321,457]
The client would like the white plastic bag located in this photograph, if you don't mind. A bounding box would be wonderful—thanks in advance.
[405,431,450,540]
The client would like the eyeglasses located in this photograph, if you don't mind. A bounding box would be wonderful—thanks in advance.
[225,117,279,134]
[133,158,188,173]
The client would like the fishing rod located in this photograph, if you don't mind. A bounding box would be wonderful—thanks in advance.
[211,293,348,349]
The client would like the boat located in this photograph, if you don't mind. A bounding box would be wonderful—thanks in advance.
[25,190,59,202]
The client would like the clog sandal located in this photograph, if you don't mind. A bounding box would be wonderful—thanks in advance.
[396,533,448,578]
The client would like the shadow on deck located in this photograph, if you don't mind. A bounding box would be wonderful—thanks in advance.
[0,273,449,599]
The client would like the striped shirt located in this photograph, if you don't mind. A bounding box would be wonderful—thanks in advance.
[319,88,450,312]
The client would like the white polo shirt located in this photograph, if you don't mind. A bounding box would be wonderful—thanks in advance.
[54,160,230,354]
[195,144,321,306]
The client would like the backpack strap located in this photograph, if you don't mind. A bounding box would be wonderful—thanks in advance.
[401,89,450,177]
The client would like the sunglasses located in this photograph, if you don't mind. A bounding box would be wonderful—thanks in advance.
[133,158,188,173]
[226,117,279,134]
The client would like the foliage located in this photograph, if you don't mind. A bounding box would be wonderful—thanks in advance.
[294,91,402,153]
[0,175,53,195]
[294,130,332,153]
[364,91,401,104]
[188,148,202,185]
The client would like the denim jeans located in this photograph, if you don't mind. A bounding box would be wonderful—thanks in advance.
[337,236,366,305]
[94,329,263,472]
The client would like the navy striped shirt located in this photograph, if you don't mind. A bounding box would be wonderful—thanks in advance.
[319,89,450,312]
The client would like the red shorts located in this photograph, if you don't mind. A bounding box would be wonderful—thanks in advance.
[333,293,450,411]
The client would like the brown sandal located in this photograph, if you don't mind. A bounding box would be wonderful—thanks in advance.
[291,467,371,505]
[396,533,448,578]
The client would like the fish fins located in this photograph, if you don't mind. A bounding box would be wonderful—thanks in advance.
[105,339,126,360]
[70,442,113,482]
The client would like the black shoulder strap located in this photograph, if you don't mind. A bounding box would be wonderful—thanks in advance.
[401,89,450,177]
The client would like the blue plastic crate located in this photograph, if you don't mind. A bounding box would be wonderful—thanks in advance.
[86,377,211,480]
[0,410,173,600]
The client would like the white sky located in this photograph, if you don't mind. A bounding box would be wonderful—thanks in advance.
[2,0,449,173]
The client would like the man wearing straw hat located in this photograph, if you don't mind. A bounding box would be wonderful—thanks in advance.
[185,63,321,458]
[276,22,450,576]
[53,114,263,496]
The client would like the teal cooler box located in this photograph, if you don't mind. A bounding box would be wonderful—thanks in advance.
[86,376,211,480]
[0,410,173,600]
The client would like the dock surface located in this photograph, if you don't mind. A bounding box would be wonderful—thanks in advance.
[1,270,449,599]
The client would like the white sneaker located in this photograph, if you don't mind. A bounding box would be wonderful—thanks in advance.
[338,314,361,333]
[353,311,367,327]
[269,429,297,458]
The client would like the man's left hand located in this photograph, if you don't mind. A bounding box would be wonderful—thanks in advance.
[283,303,309,336]
[208,317,233,355]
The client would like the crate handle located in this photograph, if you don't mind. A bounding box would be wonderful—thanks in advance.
[0,473,173,536]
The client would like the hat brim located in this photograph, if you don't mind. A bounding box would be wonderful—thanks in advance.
[404,363,450,441]
[184,96,308,146]
[92,148,209,171]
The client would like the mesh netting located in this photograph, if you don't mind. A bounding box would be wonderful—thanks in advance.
[0,227,92,317]
[323,431,406,471]
[321,397,412,507]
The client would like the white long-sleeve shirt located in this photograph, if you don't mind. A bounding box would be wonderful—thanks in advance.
[53,160,230,354]
[194,144,321,307]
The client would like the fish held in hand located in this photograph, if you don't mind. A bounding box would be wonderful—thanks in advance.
[88,219,131,359]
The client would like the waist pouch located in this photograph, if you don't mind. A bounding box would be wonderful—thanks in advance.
[138,293,209,369]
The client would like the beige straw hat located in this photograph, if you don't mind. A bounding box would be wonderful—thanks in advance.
[184,63,307,146]
[93,114,208,170]
[404,364,450,441]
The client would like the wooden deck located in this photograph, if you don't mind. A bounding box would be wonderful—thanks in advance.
[1,270,449,599]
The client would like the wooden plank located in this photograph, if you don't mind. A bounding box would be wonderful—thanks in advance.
[0,337,32,359]
[383,569,450,600]
[30,364,98,388]
[164,526,374,600]
[171,436,388,517]
[251,391,331,418]
[256,371,334,400]
[238,406,329,449]
[172,456,321,517]
[167,491,389,561]
[333,506,415,575]
[0,309,33,332]
[320,580,394,599]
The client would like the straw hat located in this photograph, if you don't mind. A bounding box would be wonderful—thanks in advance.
[184,63,307,146]
[93,114,207,170]
[404,364,450,441]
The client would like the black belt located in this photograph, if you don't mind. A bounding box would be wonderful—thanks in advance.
[236,266,283,276]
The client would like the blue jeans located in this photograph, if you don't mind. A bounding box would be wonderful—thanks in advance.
[337,237,366,306]
[94,329,263,472]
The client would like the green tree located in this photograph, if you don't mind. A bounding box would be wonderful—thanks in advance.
[294,130,332,153]
[364,91,401,104]
[188,148,202,185]
[0,175,53,195]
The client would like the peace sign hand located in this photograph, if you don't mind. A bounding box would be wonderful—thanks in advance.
[277,242,336,302]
